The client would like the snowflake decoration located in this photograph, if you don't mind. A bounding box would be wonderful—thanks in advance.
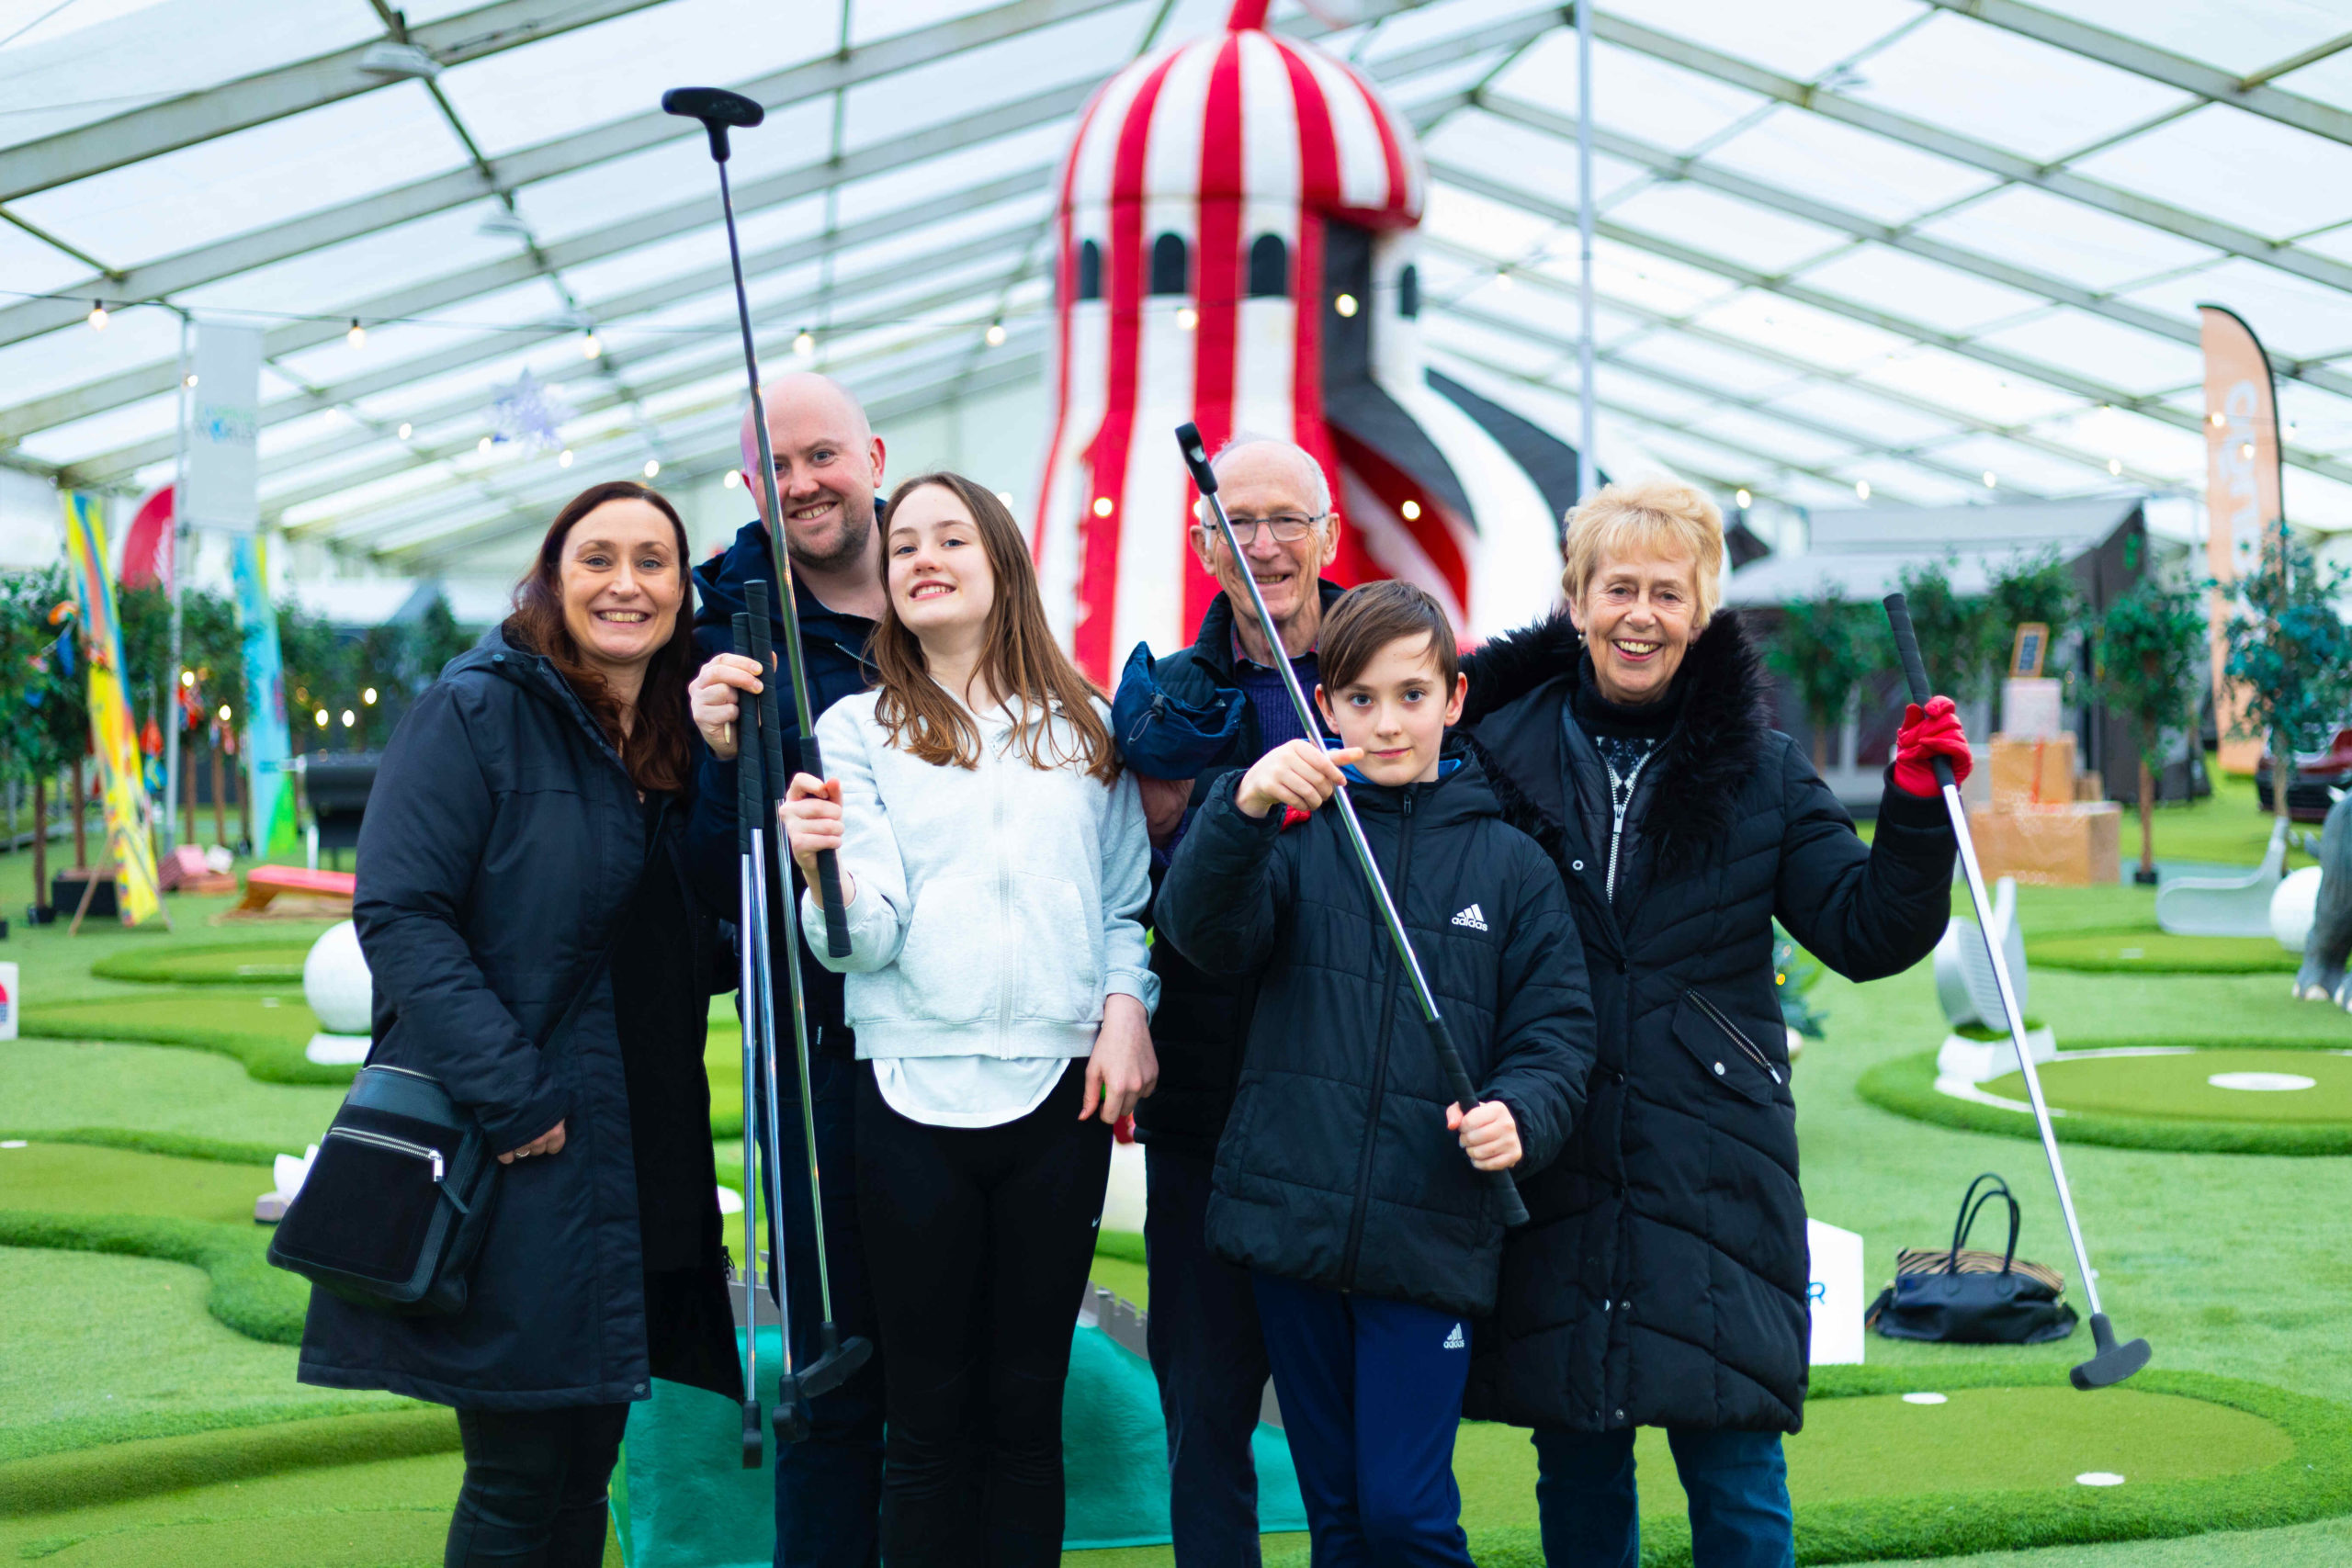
[489,370,571,453]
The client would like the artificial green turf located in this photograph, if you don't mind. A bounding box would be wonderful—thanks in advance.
[2028,931,2301,975]
[1986,1051,2352,1125]
[0,1246,389,1463]
[0,1213,309,1343]
[0,1409,455,1516]
[21,988,351,1084]
[0,1038,345,1156]
[0,1142,273,1224]
[89,942,313,986]
[1858,1052,2352,1156]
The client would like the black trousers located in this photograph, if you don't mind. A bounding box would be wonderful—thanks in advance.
[856,1059,1112,1568]
[446,1403,629,1568]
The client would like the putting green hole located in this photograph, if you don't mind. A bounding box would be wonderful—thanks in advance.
[1984,1050,2352,1125]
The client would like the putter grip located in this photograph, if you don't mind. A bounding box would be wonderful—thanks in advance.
[800,732,853,959]
[1881,592,1957,793]
[1175,421,1217,493]
[731,615,761,853]
[1429,1017,1532,1228]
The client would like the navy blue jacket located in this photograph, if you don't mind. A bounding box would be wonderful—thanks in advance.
[299,627,738,1409]
[684,517,878,1051]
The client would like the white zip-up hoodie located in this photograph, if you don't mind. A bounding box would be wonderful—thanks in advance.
[802,689,1159,1061]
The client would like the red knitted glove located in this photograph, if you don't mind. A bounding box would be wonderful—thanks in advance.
[1893,695,1971,797]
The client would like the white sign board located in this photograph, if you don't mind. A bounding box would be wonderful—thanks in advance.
[0,960,17,1040]
[183,322,263,534]
[1807,1218,1865,1365]
[2002,679,2064,740]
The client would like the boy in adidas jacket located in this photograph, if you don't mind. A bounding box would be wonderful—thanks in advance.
[1158,581,1596,1568]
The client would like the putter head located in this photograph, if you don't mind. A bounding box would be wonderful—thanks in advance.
[797,1328,874,1399]
[2070,1312,2152,1390]
[662,85,763,161]
[773,1377,811,1445]
[1175,423,1216,494]
[740,1401,763,1468]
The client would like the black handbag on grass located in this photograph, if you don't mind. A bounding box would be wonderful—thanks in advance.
[1866,1173,2079,1346]
[269,831,661,1316]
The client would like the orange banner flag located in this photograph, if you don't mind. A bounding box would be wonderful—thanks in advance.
[2200,305,2286,774]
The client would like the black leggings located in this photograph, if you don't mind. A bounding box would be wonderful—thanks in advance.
[856,1059,1112,1568]
[446,1403,628,1568]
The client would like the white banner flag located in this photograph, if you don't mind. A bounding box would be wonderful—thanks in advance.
[184,322,263,534]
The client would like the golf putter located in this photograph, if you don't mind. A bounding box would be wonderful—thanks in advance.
[1175,423,1529,1227]
[731,676,767,1468]
[1883,593,2151,1390]
[746,583,873,1400]
[662,83,851,959]
[734,614,812,1448]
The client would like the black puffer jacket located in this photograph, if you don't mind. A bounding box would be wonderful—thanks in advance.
[1458,611,1953,1433]
[1157,752,1595,1317]
[1127,581,1343,1158]
[299,628,740,1410]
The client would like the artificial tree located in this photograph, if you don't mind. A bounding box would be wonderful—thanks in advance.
[1767,586,1884,772]
[1985,547,2080,705]
[2098,576,2206,884]
[1894,557,1991,706]
[2224,529,2352,843]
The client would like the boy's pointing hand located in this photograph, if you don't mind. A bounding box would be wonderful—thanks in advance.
[1235,739,1363,819]
[1448,1100,1522,1171]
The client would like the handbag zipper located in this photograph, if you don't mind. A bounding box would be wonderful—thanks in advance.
[1686,989,1782,1085]
[327,1126,446,1181]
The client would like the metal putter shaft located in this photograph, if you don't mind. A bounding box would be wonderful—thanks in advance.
[1174,422,1529,1228]
[662,82,852,959]
[1882,592,2150,1391]
[744,585,872,1401]
[734,614,811,1450]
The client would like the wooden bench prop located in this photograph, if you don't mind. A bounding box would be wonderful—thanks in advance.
[229,864,356,920]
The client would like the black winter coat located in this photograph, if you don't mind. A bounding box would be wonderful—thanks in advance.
[683,518,878,1055]
[1128,581,1343,1158]
[298,629,740,1410]
[1157,754,1596,1317]
[1457,612,1953,1434]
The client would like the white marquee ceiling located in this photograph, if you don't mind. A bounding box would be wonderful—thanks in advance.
[3,0,2349,568]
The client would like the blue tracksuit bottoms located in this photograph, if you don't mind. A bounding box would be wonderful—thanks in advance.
[1250,1271,1475,1568]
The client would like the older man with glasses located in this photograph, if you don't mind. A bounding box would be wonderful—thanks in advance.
[1116,435,1343,1567]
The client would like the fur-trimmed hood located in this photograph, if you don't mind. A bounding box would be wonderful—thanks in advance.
[1458,607,1776,873]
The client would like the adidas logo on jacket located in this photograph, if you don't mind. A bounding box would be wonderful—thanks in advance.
[1155,748,1599,1318]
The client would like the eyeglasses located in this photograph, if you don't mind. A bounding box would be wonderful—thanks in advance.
[1217,513,1326,546]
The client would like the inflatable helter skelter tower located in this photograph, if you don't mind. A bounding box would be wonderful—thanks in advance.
[1034,0,1588,680]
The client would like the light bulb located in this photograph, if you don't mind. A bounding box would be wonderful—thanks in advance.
[2240,442,2255,459]
[179,669,195,687]
[340,709,356,728]
[985,321,1006,347]
[723,470,741,490]
[183,374,198,389]
[1736,488,1752,509]
[218,705,232,723]
[1855,479,1871,501]
[347,320,366,349]
[2210,411,2225,426]
[477,435,492,454]
[1495,270,1513,289]
[2109,458,2122,476]
[1091,496,1114,517]
[794,330,815,357]
[643,459,661,479]
[1176,306,1199,331]
[1983,470,1996,488]
[1400,499,1421,521]
[87,301,107,330]
[363,687,379,705]
[582,333,601,359]
[397,422,412,439]
[558,448,574,468]
[314,709,330,728]
[996,491,1014,507]
[1334,292,1358,318]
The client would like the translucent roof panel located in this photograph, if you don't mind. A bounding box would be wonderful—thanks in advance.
[2046,0,2349,78]
[1422,109,1652,212]
[1485,37,1771,157]
[2121,260,2352,361]
[1970,309,2206,398]
[1683,288,1916,372]
[1599,182,1854,274]
[175,203,526,321]
[839,4,1149,152]
[1790,244,2050,335]
[2068,105,2352,243]
[1910,184,2223,291]
[1605,0,1928,85]
[1700,107,2000,226]
[1759,379,1966,448]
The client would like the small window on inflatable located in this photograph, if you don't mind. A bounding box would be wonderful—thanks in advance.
[1078,240,1102,301]
[1249,234,1289,298]
[1398,263,1419,319]
[1150,232,1189,296]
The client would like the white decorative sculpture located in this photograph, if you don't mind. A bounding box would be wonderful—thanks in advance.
[1933,877,2055,1082]
[303,919,373,1066]
[2272,866,2323,953]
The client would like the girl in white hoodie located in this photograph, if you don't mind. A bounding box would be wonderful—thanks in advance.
[780,471,1158,1568]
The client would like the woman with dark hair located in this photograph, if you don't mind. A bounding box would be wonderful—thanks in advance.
[298,479,741,1568]
[778,471,1159,1567]
[1456,479,1969,1568]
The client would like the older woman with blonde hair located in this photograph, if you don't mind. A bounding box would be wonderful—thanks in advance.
[1456,478,1970,1567]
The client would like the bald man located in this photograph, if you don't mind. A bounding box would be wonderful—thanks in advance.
[1117,436,1346,1568]
[682,374,888,1568]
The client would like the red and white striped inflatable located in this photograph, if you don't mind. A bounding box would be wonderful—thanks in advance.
[1034,0,1585,681]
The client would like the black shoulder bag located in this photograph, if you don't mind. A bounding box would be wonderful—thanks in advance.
[270,830,663,1316]
[1867,1172,2080,1346]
